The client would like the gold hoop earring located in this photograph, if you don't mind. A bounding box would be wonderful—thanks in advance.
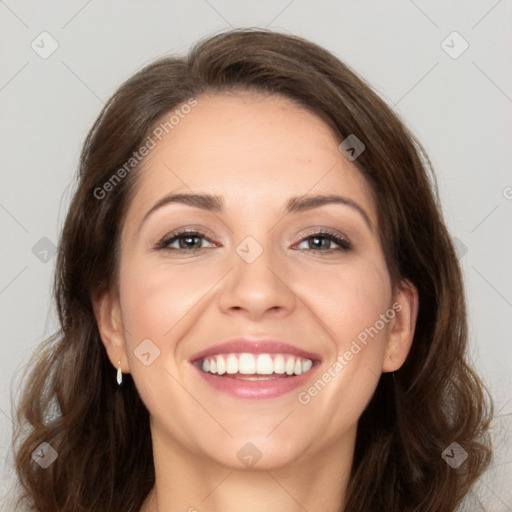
[117,360,122,385]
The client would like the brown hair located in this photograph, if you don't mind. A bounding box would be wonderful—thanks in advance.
[11,28,493,512]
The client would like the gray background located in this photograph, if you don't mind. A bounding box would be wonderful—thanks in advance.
[1,1,511,510]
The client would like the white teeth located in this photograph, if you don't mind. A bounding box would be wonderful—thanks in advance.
[285,357,295,375]
[273,355,285,374]
[256,354,273,374]
[238,353,256,374]
[302,359,313,373]
[226,354,238,374]
[216,355,226,375]
[199,353,314,377]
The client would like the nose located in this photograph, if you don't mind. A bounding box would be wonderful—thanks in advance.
[217,236,297,320]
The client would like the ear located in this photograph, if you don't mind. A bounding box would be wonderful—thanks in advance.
[92,289,131,374]
[382,279,419,373]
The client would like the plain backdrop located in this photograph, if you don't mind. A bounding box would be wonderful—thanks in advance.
[1,1,511,510]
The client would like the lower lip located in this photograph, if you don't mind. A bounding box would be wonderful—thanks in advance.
[193,363,320,400]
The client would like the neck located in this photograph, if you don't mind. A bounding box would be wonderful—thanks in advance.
[140,420,355,512]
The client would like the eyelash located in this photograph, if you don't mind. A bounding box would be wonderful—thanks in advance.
[155,228,351,254]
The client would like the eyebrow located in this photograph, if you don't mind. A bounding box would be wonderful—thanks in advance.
[140,193,373,231]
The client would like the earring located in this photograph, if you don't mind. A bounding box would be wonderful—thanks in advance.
[117,360,122,385]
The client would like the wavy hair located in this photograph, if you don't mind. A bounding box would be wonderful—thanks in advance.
[11,28,493,512]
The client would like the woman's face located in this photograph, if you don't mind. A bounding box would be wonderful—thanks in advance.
[96,92,416,471]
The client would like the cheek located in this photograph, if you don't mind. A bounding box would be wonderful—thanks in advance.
[117,255,234,388]
[294,256,392,350]
[116,258,216,427]
[119,255,224,337]
[292,257,392,411]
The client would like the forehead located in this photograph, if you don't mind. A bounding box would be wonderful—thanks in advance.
[124,92,378,228]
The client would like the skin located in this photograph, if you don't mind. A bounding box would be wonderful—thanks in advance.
[94,91,419,512]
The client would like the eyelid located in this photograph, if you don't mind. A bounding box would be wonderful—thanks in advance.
[295,226,350,243]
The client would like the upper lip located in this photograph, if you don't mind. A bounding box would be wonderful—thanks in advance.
[189,338,321,363]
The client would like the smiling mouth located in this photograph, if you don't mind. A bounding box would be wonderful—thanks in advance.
[194,352,315,379]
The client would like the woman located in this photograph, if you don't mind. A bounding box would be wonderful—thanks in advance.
[11,28,493,512]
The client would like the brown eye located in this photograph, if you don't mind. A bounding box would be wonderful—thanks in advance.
[296,231,351,252]
[157,230,215,251]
